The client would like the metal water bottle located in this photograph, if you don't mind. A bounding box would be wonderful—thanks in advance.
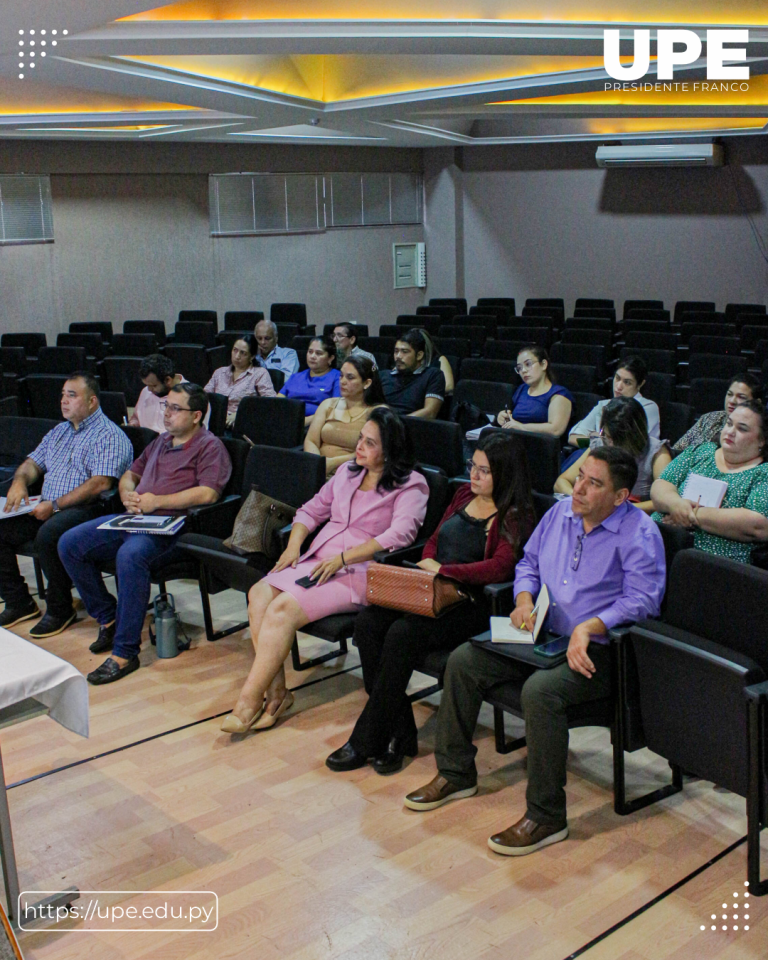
[153,593,179,659]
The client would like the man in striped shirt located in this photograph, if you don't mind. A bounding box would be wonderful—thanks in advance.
[0,373,133,638]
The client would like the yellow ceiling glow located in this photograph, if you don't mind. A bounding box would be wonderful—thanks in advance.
[121,0,768,25]
[0,79,201,117]
[490,73,768,106]
[123,54,617,102]
[586,117,767,134]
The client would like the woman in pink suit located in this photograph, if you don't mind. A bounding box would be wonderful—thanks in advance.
[221,407,429,735]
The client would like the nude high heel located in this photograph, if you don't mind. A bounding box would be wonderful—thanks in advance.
[220,701,265,734]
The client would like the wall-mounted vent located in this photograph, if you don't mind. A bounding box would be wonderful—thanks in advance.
[596,144,724,168]
[0,175,54,244]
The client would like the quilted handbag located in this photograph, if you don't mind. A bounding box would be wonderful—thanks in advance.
[366,562,470,618]
[222,486,296,560]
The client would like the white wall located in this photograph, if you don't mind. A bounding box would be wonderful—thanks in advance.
[0,141,426,340]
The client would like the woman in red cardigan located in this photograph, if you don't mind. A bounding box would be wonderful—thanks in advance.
[326,430,536,775]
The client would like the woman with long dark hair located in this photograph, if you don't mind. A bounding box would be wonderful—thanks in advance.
[304,355,387,475]
[221,407,429,735]
[326,431,536,775]
[497,345,573,438]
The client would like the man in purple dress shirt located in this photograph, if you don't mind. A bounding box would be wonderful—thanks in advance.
[405,447,666,855]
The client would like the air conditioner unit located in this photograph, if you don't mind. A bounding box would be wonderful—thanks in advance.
[596,144,724,168]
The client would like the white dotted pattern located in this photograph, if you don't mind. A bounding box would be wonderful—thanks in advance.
[702,883,750,932]
[16,26,66,79]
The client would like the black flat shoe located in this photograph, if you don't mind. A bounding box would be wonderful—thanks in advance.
[89,621,116,653]
[326,741,369,772]
[0,600,40,629]
[372,735,418,776]
[87,656,140,685]
[29,609,77,639]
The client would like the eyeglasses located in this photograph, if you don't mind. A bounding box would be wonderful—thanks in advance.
[571,532,585,571]
[514,359,539,375]
[164,403,192,415]
[332,333,350,341]
[466,459,491,478]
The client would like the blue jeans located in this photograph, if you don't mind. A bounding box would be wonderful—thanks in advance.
[58,515,184,660]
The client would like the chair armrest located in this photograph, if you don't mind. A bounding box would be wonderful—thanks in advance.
[185,494,242,538]
[483,581,516,616]
[372,543,425,565]
[745,680,768,702]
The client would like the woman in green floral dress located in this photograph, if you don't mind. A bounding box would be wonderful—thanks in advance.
[651,400,768,564]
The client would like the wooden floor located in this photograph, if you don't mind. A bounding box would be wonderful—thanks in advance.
[2,562,767,960]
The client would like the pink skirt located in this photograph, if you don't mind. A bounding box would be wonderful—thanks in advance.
[264,554,365,621]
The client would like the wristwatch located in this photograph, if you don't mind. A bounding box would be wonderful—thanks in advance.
[52,500,61,514]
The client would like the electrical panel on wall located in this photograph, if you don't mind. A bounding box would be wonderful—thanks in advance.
[393,242,426,289]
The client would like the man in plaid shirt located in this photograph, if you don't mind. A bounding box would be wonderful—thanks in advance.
[0,372,133,638]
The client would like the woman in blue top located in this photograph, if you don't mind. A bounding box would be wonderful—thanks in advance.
[497,344,573,438]
[279,336,341,425]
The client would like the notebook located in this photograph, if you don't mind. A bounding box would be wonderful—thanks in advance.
[98,514,186,535]
[0,496,41,520]
[490,584,550,644]
[680,473,728,509]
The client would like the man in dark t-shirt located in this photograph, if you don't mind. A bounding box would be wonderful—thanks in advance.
[59,384,232,685]
[379,328,445,418]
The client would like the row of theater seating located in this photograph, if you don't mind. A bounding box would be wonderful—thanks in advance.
[4,410,764,891]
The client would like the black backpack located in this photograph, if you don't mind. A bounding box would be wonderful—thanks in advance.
[451,400,488,434]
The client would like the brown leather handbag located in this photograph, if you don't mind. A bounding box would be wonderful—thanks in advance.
[366,562,470,618]
[222,486,296,560]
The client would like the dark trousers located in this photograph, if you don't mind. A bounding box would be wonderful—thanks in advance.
[0,504,102,616]
[58,515,184,660]
[349,600,491,757]
[434,641,613,827]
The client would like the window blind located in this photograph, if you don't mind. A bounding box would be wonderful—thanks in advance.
[0,175,54,244]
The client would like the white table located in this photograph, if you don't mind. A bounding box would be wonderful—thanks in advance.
[0,627,88,926]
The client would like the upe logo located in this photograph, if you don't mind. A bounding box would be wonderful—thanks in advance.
[604,29,750,81]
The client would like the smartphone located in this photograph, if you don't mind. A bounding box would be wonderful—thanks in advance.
[294,575,318,589]
[402,560,421,569]
[534,634,569,658]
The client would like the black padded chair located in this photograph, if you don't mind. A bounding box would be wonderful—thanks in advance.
[725,303,766,327]
[659,401,694,446]
[623,331,678,352]
[503,428,561,494]
[232,396,304,447]
[267,369,285,393]
[688,378,731,418]
[217,331,252,353]
[688,335,741,357]
[430,297,468,314]
[642,371,676,406]
[2,333,47,357]
[471,304,512,326]
[0,416,59,496]
[568,391,603,430]
[555,363,599,394]
[575,296,614,309]
[120,424,159,460]
[551,342,608,382]
[0,397,18,418]
[175,322,217,349]
[561,328,613,353]
[459,359,519,386]
[206,392,228,437]
[100,391,129,426]
[525,298,564,323]
[178,310,217,331]
[402,417,465,477]
[439,325,486,355]
[111,333,159,357]
[564,316,615,332]
[163,344,213,388]
[452,379,516,421]
[741,324,768,354]
[482,340,527,362]
[396,315,441,336]
[674,301,715,324]
[477,297,516,316]
[271,304,307,327]
[177,445,327,643]
[417,304,458,324]
[69,322,113,343]
[225,311,264,330]
[123,321,168,347]
[501,325,552,348]
[0,347,28,378]
[619,347,676,376]
[687,353,747,383]
[628,550,768,892]
[358,336,396,359]
[435,337,471,361]
[679,320,733,344]
[21,375,67,420]
[102,357,144,406]
[57,332,108,360]
[36,346,87,375]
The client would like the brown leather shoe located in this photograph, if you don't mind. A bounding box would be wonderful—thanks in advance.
[488,815,568,856]
[404,774,477,811]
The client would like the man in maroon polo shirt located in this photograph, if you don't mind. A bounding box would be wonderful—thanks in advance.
[58,384,232,685]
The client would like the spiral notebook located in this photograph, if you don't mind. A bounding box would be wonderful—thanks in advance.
[98,514,186,535]
[680,473,728,509]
